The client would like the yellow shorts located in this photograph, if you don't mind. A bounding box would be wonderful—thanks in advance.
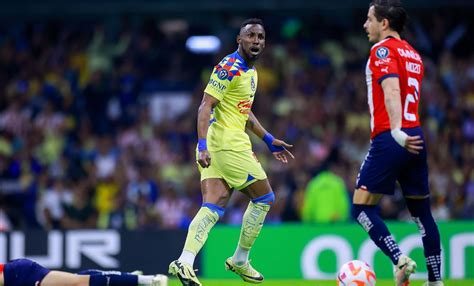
[197,149,267,191]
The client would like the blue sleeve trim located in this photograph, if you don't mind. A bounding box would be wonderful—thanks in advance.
[377,73,399,84]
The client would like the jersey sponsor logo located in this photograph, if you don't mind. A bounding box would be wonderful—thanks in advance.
[250,76,256,91]
[397,48,421,62]
[375,47,389,59]
[237,99,253,114]
[406,62,421,74]
[374,58,391,67]
[217,69,229,80]
[208,79,227,91]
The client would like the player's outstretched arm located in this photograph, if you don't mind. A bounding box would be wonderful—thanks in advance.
[41,270,166,286]
[40,270,90,286]
[382,77,423,154]
[197,93,219,168]
[246,111,294,163]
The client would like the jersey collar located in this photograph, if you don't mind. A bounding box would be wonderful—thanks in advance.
[233,50,254,71]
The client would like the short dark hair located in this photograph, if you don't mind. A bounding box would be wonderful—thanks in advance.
[240,18,264,30]
[370,0,407,33]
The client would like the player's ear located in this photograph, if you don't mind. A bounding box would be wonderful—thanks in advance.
[237,34,241,44]
[382,18,390,31]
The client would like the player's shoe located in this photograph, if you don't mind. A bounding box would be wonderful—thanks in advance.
[224,257,264,284]
[422,282,444,286]
[394,255,417,282]
[151,274,169,286]
[168,260,202,286]
[131,270,143,275]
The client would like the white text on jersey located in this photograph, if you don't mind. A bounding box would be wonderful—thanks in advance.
[397,48,422,62]
[406,62,421,74]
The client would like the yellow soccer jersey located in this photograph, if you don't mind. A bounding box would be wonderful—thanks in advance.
[204,51,258,151]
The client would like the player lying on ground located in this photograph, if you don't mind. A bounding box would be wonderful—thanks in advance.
[0,258,167,286]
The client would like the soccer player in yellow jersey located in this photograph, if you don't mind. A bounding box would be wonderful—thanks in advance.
[168,18,294,286]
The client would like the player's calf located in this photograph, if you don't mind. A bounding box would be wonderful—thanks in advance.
[405,198,442,283]
[352,204,403,265]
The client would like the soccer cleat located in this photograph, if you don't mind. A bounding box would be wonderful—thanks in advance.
[151,274,169,286]
[394,255,417,282]
[225,257,264,284]
[131,270,144,275]
[168,260,202,286]
[422,282,444,286]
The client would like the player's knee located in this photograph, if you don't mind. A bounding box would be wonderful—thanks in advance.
[251,192,275,207]
[202,202,225,218]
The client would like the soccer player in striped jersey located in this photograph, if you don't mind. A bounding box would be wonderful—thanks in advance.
[168,18,294,286]
[352,1,443,286]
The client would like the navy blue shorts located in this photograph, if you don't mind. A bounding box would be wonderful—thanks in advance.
[356,127,429,196]
[4,259,50,286]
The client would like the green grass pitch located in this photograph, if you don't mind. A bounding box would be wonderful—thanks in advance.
[168,279,474,286]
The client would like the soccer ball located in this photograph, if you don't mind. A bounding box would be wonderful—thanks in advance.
[337,260,376,286]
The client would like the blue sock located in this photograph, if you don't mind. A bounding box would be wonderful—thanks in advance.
[89,274,138,286]
[406,198,442,282]
[352,204,402,265]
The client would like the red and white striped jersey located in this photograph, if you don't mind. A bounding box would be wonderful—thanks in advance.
[365,37,424,138]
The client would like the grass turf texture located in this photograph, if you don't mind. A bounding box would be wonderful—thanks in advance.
[168,279,474,286]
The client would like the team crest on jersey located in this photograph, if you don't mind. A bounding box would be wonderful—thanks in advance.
[375,46,389,59]
[217,69,229,80]
[250,76,256,91]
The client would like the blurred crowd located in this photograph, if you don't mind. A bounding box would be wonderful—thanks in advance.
[0,11,473,231]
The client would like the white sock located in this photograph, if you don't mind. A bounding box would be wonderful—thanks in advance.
[138,275,154,285]
[232,245,250,266]
[178,250,196,266]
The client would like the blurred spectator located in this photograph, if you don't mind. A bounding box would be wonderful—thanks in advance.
[154,182,191,229]
[0,195,12,231]
[300,164,350,223]
[37,178,73,229]
[61,183,97,229]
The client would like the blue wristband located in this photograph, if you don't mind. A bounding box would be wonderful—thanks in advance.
[198,138,207,152]
[262,133,284,152]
